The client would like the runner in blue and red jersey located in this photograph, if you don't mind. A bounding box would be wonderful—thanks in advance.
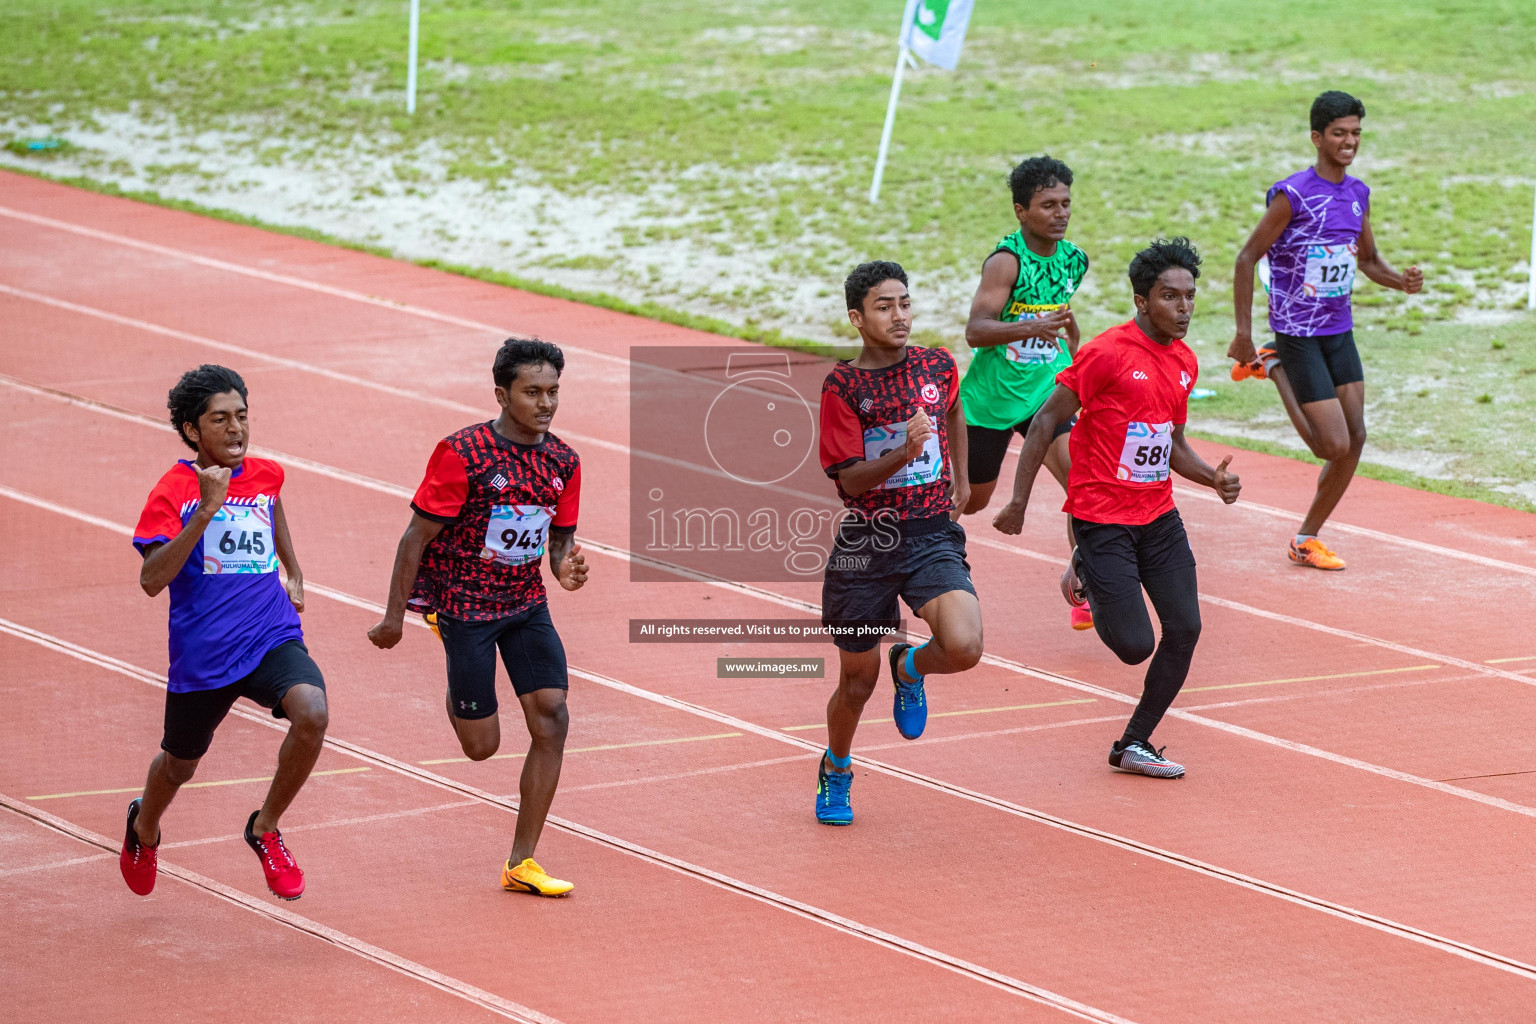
[1229,90,1423,571]
[369,338,587,896]
[995,240,1242,779]
[122,365,327,901]
[813,261,983,825]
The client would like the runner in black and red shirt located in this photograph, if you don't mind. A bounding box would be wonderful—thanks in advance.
[994,239,1241,779]
[813,261,982,825]
[368,338,588,896]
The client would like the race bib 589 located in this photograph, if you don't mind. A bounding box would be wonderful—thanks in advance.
[1116,422,1173,484]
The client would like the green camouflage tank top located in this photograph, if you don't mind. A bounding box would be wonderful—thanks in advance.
[959,232,1089,430]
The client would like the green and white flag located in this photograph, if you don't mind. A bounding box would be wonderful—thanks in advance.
[900,0,974,71]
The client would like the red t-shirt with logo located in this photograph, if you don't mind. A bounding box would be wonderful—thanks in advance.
[818,346,959,519]
[1055,320,1199,526]
[408,423,581,621]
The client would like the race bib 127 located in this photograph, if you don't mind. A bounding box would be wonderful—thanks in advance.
[202,500,279,575]
[1303,243,1357,298]
[1116,422,1173,484]
[863,422,944,490]
[482,505,553,565]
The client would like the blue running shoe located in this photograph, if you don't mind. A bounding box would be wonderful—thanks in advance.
[889,642,927,740]
[816,759,853,825]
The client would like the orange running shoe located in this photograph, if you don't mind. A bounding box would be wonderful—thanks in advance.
[502,858,573,897]
[1289,537,1346,571]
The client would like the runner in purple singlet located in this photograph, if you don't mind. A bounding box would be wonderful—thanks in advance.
[1228,90,1423,571]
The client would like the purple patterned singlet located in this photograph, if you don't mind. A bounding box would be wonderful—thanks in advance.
[1265,167,1371,337]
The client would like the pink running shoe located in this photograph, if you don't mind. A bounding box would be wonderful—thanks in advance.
[245,811,305,900]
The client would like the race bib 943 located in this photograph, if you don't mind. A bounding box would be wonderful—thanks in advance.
[863,422,944,490]
[482,505,554,565]
[203,500,278,575]
[1116,422,1173,484]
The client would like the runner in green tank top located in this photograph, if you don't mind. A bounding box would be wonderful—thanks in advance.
[959,155,1093,630]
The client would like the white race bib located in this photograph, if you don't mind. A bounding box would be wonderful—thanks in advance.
[1004,306,1066,364]
[863,422,944,490]
[1303,243,1357,298]
[202,501,278,575]
[482,505,553,565]
[1116,422,1173,484]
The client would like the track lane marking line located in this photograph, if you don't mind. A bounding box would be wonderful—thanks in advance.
[4,609,1534,987]
[419,731,744,765]
[4,280,1534,576]
[1182,664,1440,693]
[0,793,564,1024]
[5,472,1536,830]
[27,766,370,800]
[782,698,1097,731]
[0,617,1134,1022]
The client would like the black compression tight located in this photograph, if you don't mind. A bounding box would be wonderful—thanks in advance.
[1088,564,1202,745]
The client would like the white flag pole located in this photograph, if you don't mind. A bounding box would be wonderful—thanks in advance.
[868,45,910,203]
[1527,177,1535,309]
[406,0,421,115]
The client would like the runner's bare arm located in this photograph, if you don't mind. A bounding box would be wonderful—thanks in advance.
[992,385,1080,535]
[271,497,304,612]
[139,463,230,596]
[548,533,587,592]
[1229,192,1293,364]
[367,513,446,648]
[835,410,934,496]
[947,392,969,520]
[964,252,1072,347]
[1356,215,1422,293]
[1170,426,1241,503]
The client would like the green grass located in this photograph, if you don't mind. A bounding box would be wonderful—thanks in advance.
[4,0,1535,506]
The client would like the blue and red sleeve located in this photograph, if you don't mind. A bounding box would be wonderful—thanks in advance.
[133,464,194,555]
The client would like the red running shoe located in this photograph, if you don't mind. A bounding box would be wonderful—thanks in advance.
[244,811,305,900]
[120,798,158,895]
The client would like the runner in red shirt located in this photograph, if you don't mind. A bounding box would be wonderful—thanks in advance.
[368,339,588,896]
[121,365,327,901]
[813,261,982,825]
[994,239,1241,778]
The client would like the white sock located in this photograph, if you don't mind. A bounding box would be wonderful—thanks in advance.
[1294,533,1317,545]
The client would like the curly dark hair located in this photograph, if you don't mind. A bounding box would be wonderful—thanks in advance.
[1009,155,1073,209]
[167,364,248,451]
[1311,90,1365,133]
[493,337,565,388]
[1128,237,1202,297]
[844,260,908,312]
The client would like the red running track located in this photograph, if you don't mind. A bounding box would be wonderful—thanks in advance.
[2,170,1535,1022]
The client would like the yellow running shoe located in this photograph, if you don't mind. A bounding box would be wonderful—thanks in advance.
[501,858,574,897]
[1289,537,1346,571]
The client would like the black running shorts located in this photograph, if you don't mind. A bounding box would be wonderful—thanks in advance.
[161,640,325,761]
[1271,330,1363,405]
[965,415,1076,487]
[821,516,976,654]
[435,603,568,720]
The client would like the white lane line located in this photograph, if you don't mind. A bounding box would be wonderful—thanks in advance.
[0,794,562,1024]
[5,245,1535,574]
[5,572,1535,987]
[1173,483,1536,579]
[0,616,1132,1022]
[6,433,1536,826]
